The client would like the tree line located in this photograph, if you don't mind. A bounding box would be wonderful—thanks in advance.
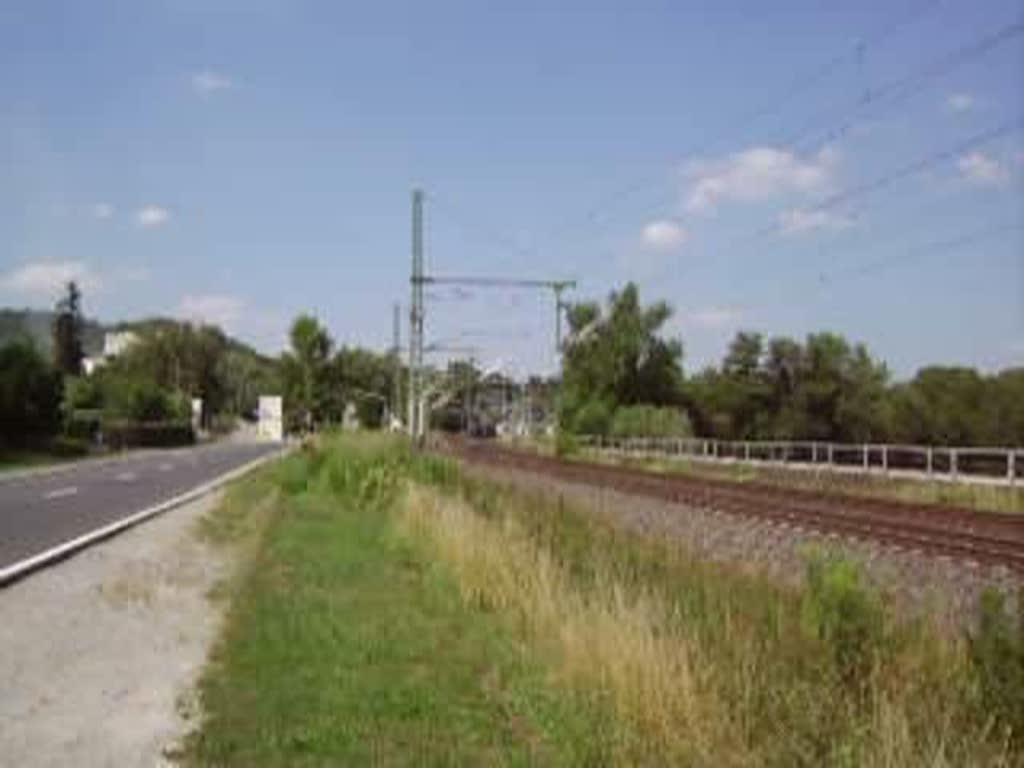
[561,283,1024,447]
[0,286,396,454]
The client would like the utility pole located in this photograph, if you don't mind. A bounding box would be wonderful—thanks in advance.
[391,302,401,428]
[408,189,425,442]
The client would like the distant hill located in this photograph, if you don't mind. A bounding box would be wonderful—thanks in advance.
[0,308,105,358]
[0,309,274,368]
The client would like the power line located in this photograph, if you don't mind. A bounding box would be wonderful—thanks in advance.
[819,220,1024,287]
[752,117,1024,241]
[781,18,1024,153]
[615,18,1024,248]
[535,0,945,249]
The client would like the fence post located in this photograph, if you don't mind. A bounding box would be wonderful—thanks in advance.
[827,443,834,467]
[950,449,958,481]
[744,441,750,461]
[1008,450,1016,486]
[882,445,888,474]
[926,446,933,476]
[811,442,818,464]
[863,443,869,470]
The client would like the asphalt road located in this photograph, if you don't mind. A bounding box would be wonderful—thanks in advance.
[0,441,281,573]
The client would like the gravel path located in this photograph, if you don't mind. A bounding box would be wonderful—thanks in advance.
[0,492,229,767]
[468,463,1021,629]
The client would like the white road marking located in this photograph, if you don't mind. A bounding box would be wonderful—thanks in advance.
[1,447,288,586]
[43,486,78,500]
[158,463,174,472]
[116,472,136,482]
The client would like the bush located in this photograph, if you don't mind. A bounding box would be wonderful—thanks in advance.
[66,411,101,442]
[571,398,613,436]
[103,420,195,449]
[801,553,885,687]
[0,341,63,444]
[555,429,579,457]
[610,405,692,438]
[968,589,1024,741]
[49,436,90,458]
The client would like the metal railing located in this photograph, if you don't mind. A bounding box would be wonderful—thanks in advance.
[575,435,1022,487]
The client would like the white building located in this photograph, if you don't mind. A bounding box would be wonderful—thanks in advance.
[102,331,139,358]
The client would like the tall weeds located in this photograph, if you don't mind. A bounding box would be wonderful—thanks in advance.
[401,473,1019,766]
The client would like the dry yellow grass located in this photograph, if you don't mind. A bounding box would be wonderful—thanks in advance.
[402,485,742,764]
[400,481,1017,767]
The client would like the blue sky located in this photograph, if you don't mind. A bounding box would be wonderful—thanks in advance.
[1,0,1022,379]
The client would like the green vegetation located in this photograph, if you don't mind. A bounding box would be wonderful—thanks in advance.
[560,282,1024,446]
[280,314,398,432]
[0,306,104,359]
[184,437,599,766]
[188,436,1022,765]
[561,283,687,437]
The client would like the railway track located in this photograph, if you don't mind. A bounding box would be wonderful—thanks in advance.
[441,439,1024,575]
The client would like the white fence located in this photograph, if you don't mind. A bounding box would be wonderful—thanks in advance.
[576,435,1022,487]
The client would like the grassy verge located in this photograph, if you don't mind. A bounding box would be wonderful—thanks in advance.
[406,469,1023,766]
[182,437,602,766]
[185,435,1024,766]
[566,445,1024,515]
[0,449,68,472]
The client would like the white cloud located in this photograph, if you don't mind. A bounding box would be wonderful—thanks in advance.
[946,92,974,113]
[92,202,114,219]
[778,207,854,236]
[137,205,170,228]
[685,146,835,213]
[0,260,102,299]
[685,307,742,330]
[177,293,245,331]
[641,219,688,250]
[192,70,233,96]
[957,152,1009,186]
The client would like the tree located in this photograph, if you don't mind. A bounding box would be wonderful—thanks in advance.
[562,283,685,430]
[0,341,63,445]
[52,281,84,376]
[282,315,333,430]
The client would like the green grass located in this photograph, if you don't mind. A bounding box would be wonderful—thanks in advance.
[436,473,1019,765]
[184,435,1023,766]
[182,438,602,767]
[0,449,66,472]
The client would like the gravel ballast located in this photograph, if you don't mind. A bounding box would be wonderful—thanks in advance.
[466,463,1021,628]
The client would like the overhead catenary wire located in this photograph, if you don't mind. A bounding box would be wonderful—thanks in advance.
[534,0,946,250]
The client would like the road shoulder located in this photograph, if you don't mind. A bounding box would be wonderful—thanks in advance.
[0,491,232,768]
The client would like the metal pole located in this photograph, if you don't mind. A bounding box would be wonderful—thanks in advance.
[392,302,401,428]
[408,189,424,442]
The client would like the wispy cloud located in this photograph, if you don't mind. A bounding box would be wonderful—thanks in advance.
[946,92,974,113]
[137,205,170,228]
[191,70,233,97]
[641,219,688,250]
[957,151,1009,186]
[0,260,102,299]
[92,202,114,219]
[685,146,835,213]
[778,207,854,236]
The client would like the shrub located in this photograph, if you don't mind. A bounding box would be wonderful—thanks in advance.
[571,398,613,436]
[801,553,885,687]
[0,341,63,444]
[968,589,1024,742]
[50,436,90,458]
[66,411,101,442]
[555,429,579,457]
[610,405,692,438]
[103,420,195,449]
